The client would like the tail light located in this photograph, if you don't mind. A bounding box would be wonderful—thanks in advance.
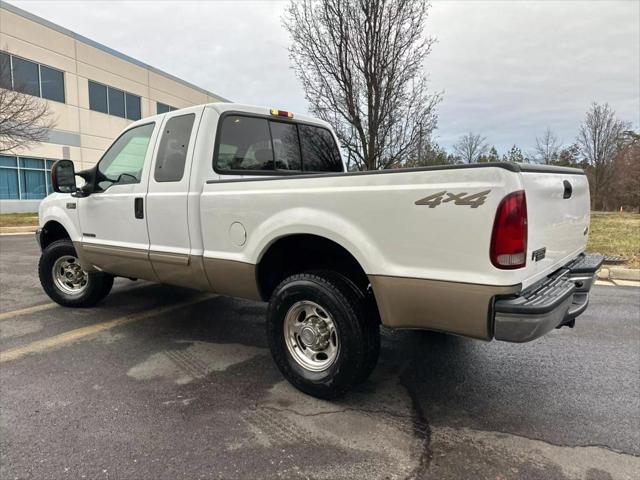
[490,190,527,269]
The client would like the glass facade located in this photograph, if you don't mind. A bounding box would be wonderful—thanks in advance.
[0,155,55,200]
[0,51,65,103]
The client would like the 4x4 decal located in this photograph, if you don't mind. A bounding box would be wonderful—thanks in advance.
[415,190,491,208]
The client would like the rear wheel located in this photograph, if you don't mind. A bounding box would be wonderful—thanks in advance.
[266,271,380,399]
[38,239,113,307]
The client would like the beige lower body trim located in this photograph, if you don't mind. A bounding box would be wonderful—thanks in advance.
[75,242,159,281]
[202,257,262,301]
[151,254,212,291]
[369,275,520,340]
[73,242,260,300]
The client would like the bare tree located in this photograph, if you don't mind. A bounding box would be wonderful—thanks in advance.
[0,49,55,153]
[284,0,441,170]
[533,127,561,164]
[577,102,629,210]
[452,132,488,163]
[611,130,639,211]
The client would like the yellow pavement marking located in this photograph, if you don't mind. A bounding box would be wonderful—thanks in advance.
[0,282,156,323]
[0,296,211,363]
[0,303,57,322]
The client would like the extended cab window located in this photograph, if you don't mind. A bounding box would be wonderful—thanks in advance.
[97,123,155,190]
[214,114,342,174]
[154,114,195,182]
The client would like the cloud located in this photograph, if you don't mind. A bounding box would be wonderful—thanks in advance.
[9,0,640,154]
[427,0,640,152]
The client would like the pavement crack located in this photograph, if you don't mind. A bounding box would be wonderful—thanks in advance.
[400,362,432,480]
[465,426,640,458]
[256,404,418,420]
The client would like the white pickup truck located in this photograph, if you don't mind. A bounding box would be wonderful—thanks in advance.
[37,103,602,398]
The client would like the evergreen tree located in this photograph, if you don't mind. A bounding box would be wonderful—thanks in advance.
[503,145,525,163]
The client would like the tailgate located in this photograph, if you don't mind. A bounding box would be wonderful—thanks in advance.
[520,169,590,288]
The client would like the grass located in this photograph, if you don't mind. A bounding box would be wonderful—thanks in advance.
[0,213,39,227]
[588,212,640,268]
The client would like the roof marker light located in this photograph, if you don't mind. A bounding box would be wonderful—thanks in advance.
[270,108,294,118]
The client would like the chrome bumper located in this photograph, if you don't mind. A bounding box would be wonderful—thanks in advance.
[493,254,603,343]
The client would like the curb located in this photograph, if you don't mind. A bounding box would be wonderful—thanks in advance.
[0,225,38,235]
[597,266,640,282]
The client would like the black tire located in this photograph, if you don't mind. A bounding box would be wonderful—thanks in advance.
[266,271,380,399]
[312,270,380,385]
[38,239,114,308]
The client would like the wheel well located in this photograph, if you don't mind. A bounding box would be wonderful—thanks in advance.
[40,221,71,249]
[256,234,370,301]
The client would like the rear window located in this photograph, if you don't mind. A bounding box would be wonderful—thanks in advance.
[270,121,302,171]
[298,125,342,172]
[214,114,342,173]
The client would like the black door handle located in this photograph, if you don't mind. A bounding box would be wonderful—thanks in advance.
[563,180,572,199]
[134,197,144,219]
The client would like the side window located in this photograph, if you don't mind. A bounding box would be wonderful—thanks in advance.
[154,114,195,182]
[97,123,155,190]
[215,115,273,171]
[299,125,343,172]
[269,121,301,171]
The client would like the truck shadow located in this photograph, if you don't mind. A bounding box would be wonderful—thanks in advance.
[114,282,566,434]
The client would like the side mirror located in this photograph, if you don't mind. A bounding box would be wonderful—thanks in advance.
[51,160,77,194]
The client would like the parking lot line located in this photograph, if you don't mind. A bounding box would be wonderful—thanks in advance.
[0,282,160,323]
[0,303,57,322]
[0,296,211,363]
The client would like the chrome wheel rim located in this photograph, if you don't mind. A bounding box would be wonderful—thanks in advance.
[52,255,88,295]
[283,300,339,372]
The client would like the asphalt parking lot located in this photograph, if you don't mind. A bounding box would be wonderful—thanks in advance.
[0,234,638,480]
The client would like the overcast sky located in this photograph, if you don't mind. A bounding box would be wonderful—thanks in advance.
[10,0,640,154]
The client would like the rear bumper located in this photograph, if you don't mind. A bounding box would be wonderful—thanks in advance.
[493,254,603,342]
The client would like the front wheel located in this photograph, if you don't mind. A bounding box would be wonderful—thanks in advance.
[38,239,113,307]
[266,271,380,399]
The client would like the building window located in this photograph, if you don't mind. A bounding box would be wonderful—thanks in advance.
[0,51,66,103]
[108,87,125,118]
[126,93,141,121]
[0,155,55,200]
[40,66,65,103]
[156,102,177,114]
[0,52,11,89]
[88,80,141,121]
[88,81,108,113]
